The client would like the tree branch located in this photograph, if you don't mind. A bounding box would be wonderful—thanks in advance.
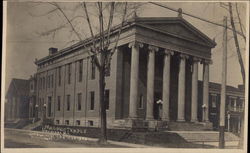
[235,3,246,42]
[98,2,105,52]
[81,2,97,52]
[105,2,115,49]
[48,2,101,69]
[107,2,128,64]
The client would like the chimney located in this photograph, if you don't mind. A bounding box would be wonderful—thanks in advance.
[49,47,58,55]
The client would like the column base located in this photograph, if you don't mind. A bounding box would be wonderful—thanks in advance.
[190,119,198,123]
[176,119,185,122]
[123,118,148,130]
[147,120,168,131]
[162,118,170,122]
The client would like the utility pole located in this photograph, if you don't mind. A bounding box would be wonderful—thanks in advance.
[228,3,245,148]
[219,16,227,149]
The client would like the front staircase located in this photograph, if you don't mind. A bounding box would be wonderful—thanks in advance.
[112,119,167,130]
[168,121,213,131]
[5,119,32,129]
[167,131,240,147]
[168,131,240,142]
[23,120,42,130]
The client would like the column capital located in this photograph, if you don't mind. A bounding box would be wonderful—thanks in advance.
[164,49,174,56]
[179,54,189,60]
[148,45,159,52]
[128,41,143,49]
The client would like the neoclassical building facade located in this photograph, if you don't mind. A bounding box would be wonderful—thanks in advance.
[35,17,217,129]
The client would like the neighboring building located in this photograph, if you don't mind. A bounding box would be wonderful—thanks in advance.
[5,79,30,121]
[205,82,244,135]
[34,16,219,129]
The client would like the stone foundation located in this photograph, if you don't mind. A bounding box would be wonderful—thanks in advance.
[112,119,168,131]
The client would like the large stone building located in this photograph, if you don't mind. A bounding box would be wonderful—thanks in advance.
[33,16,244,130]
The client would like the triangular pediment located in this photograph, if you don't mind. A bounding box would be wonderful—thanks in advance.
[135,17,216,48]
[149,23,204,42]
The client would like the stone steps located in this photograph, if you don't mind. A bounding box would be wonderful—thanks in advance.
[168,121,213,131]
[23,120,42,130]
[169,131,240,142]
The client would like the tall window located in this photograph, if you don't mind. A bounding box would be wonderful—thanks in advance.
[58,67,61,86]
[91,60,95,80]
[90,91,95,110]
[47,75,50,88]
[79,60,83,82]
[51,74,54,88]
[139,94,144,109]
[77,93,82,111]
[68,63,71,84]
[67,95,70,111]
[57,96,61,111]
[43,77,45,89]
[48,96,52,117]
[39,78,42,90]
[211,95,217,108]
[105,90,110,110]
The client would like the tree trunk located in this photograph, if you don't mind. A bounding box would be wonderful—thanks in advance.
[98,53,107,144]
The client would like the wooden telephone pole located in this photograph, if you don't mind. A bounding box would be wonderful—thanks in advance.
[219,16,227,149]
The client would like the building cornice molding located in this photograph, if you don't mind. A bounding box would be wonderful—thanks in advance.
[128,41,144,49]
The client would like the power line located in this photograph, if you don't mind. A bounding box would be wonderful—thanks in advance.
[149,2,245,38]
[6,40,73,43]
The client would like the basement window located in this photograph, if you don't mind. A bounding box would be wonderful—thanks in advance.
[65,120,69,125]
[76,120,80,126]
[88,120,94,126]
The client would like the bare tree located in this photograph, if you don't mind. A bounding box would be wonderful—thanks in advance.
[29,2,142,143]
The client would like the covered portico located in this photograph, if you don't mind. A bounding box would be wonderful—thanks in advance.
[114,17,216,129]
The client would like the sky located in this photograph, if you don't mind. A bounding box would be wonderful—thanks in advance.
[4,1,248,93]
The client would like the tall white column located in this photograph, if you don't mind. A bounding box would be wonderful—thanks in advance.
[162,49,174,121]
[128,41,143,119]
[177,54,188,121]
[146,45,158,120]
[191,57,200,122]
[202,60,210,122]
